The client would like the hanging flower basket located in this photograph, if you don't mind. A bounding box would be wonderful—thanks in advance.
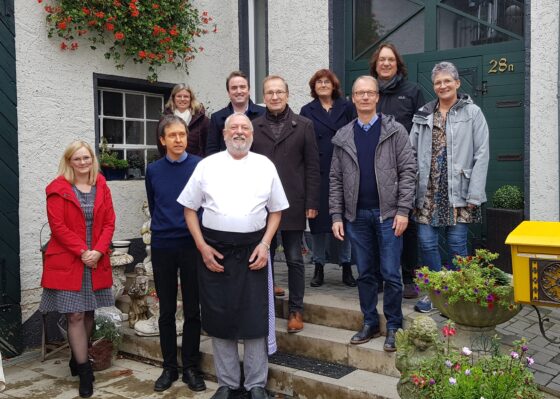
[38,0,216,82]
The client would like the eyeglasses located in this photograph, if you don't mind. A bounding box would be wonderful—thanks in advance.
[175,95,190,99]
[433,79,456,88]
[264,90,287,98]
[71,156,92,164]
[353,90,378,98]
[316,79,332,86]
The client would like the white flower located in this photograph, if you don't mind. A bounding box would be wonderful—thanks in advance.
[527,356,535,365]
[465,369,471,376]
[461,347,472,356]
[510,351,519,359]
[449,377,457,385]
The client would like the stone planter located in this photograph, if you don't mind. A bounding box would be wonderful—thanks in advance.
[429,289,521,328]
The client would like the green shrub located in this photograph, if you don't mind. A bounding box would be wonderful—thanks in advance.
[491,185,523,209]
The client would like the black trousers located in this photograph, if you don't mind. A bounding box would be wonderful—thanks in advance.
[152,246,201,371]
[271,230,305,313]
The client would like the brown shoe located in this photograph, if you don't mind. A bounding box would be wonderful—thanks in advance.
[274,286,285,297]
[287,312,303,333]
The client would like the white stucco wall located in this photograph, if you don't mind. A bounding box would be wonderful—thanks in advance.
[529,0,560,221]
[16,0,238,320]
[267,1,330,112]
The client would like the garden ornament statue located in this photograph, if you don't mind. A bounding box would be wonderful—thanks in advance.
[140,200,153,276]
[128,264,149,328]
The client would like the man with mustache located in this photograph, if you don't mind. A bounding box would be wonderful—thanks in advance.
[179,112,289,399]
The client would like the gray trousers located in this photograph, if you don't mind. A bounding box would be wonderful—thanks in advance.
[212,337,268,390]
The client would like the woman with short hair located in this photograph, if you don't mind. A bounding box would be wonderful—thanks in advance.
[40,140,115,398]
[300,69,356,288]
[410,61,490,313]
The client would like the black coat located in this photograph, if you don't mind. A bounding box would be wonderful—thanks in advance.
[156,107,210,157]
[300,98,355,233]
[251,107,320,231]
[206,100,265,155]
[377,75,425,133]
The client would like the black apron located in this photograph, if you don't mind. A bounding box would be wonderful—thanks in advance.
[198,227,268,340]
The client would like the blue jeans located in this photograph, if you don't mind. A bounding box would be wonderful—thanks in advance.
[311,232,351,265]
[345,209,403,330]
[417,223,469,271]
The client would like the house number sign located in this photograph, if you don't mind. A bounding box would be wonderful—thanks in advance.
[488,58,515,73]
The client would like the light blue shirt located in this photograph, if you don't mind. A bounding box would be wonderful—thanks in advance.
[356,114,379,132]
[165,152,188,164]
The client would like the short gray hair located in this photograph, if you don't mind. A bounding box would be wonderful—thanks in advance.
[431,62,459,82]
[224,112,253,132]
[352,75,378,93]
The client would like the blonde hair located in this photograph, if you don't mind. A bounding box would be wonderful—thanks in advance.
[57,140,99,185]
[165,84,203,114]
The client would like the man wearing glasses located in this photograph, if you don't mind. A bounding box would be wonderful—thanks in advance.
[329,75,416,351]
[251,75,320,334]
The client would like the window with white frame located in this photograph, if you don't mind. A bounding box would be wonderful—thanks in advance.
[98,88,163,177]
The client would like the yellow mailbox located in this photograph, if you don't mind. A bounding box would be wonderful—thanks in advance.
[505,221,560,307]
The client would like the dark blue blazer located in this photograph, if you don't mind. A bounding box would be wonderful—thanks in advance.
[300,97,355,233]
[206,100,265,155]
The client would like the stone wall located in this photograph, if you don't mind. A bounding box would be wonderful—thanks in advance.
[529,0,560,220]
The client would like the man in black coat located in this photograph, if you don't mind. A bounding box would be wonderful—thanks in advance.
[205,71,265,155]
[370,43,425,299]
[251,75,320,334]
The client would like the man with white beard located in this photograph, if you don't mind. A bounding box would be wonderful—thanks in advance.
[178,112,289,399]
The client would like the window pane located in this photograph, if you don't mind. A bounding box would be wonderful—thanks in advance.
[147,149,160,165]
[103,119,123,144]
[127,149,145,177]
[146,96,163,120]
[146,121,158,145]
[126,121,144,144]
[353,0,422,58]
[103,91,123,116]
[126,93,144,118]
[442,0,523,36]
[438,8,515,50]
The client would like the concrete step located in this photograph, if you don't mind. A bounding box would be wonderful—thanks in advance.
[275,319,400,378]
[119,326,400,399]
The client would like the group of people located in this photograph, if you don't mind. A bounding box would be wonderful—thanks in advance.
[39,43,489,399]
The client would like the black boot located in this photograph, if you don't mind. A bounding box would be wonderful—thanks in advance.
[70,354,95,381]
[76,361,94,398]
[341,263,357,287]
[310,263,324,287]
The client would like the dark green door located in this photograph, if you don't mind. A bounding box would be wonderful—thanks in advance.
[344,0,525,250]
[0,0,23,357]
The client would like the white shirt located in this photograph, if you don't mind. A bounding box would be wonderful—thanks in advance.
[177,151,289,233]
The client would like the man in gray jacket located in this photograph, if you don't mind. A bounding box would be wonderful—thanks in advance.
[329,75,416,351]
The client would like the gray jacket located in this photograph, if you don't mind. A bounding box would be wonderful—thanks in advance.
[329,114,416,223]
[410,94,489,208]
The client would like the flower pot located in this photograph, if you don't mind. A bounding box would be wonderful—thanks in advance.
[486,208,524,274]
[88,338,114,371]
[101,167,126,181]
[429,289,521,327]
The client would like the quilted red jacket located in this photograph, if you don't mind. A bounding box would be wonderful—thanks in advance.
[42,174,115,291]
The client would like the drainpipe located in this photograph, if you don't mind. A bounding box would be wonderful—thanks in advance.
[558,14,560,220]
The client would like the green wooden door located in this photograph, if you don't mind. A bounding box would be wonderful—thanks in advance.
[344,0,525,252]
[0,0,23,357]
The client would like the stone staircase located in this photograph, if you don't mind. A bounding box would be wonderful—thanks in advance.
[116,265,411,398]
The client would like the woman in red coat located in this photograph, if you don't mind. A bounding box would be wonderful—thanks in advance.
[39,140,115,398]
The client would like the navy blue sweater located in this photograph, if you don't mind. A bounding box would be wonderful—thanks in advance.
[145,153,201,249]
[354,118,381,209]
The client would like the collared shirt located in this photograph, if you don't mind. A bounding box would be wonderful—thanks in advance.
[356,114,379,132]
[165,152,188,163]
[177,151,289,233]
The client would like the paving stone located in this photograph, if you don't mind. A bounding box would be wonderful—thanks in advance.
[534,371,555,386]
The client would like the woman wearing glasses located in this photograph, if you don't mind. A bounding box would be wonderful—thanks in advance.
[40,140,115,398]
[157,84,210,157]
[300,69,357,288]
[410,61,489,313]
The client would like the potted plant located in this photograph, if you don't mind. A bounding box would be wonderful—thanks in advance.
[89,314,122,371]
[415,249,522,328]
[486,185,524,273]
[99,138,128,180]
[126,153,144,179]
[397,321,542,399]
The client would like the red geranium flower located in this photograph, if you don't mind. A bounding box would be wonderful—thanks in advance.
[114,31,125,40]
[57,21,67,30]
[105,23,115,31]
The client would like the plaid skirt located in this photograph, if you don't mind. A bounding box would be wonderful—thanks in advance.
[39,265,114,314]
